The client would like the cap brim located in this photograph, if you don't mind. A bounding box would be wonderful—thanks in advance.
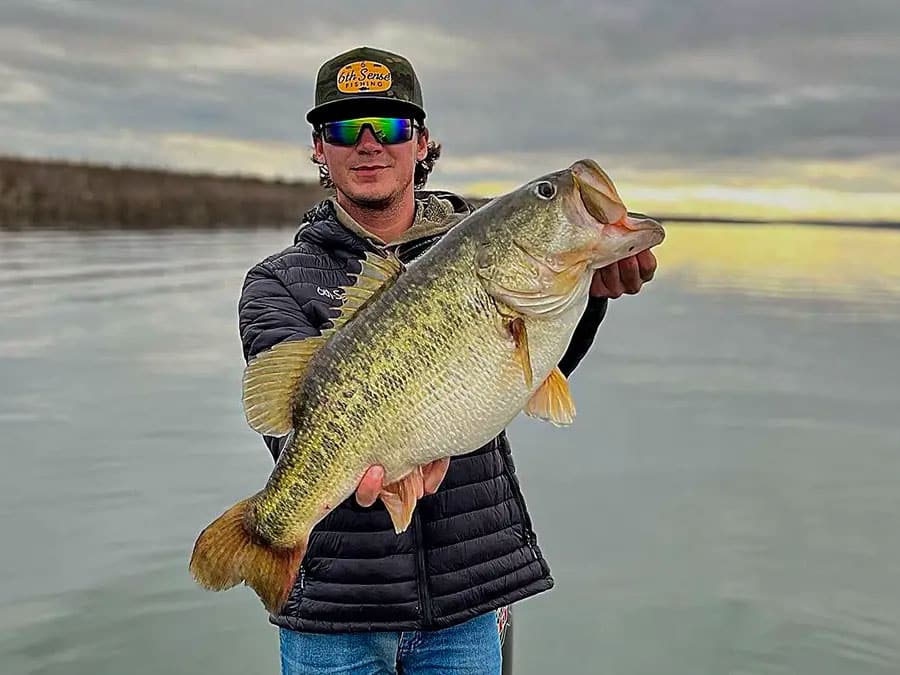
[306,98,426,125]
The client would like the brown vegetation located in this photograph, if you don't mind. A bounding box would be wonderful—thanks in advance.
[4,156,892,231]
[0,156,328,228]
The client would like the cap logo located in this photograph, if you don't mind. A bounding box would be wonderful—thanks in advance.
[336,60,392,94]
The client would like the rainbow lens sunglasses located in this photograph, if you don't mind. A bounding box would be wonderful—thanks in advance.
[319,117,418,146]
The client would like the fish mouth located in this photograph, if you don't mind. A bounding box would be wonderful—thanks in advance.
[570,159,665,259]
[571,159,627,225]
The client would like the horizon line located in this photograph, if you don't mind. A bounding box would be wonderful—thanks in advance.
[2,154,897,231]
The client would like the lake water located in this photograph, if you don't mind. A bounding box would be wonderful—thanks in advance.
[1,223,899,674]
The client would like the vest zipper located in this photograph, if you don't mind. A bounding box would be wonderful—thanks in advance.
[412,510,434,626]
[512,486,539,558]
[499,438,539,557]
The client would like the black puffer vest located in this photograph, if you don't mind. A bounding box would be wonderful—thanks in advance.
[238,193,608,632]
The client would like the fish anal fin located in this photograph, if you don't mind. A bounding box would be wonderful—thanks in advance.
[525,366,576,426]
[379,467,425,534]
[507,317,533,389]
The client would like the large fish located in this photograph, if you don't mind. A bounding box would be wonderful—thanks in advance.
[189,159,665,612]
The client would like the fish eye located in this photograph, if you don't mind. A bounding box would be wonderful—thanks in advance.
[533,181,556,200]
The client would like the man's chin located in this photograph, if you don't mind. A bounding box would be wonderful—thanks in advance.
[344,188,396,209]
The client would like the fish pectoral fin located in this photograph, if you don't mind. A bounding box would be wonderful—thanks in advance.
[331,251,405,330]
[242,337,327,436]
[379,467,425,534]
[506,317,533,389]
[525,367,576,426]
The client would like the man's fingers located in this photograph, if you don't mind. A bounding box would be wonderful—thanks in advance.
[618,255,642,293]
[636,249,657,282]
[355,465,385,507]
[600,262,624,298]
[589,269,609,297]
[591,248,659,298]
[423,457,451,495]
[357,459,449,508]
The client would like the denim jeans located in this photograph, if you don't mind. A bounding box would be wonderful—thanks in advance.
[279,611,502,674]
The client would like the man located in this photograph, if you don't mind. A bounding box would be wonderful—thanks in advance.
[238,46,657,675]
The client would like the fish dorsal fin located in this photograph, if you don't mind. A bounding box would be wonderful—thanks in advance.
[242,338,327,436]
[331,251,404,330]
[242,251,404,437]
[525,366,576,426]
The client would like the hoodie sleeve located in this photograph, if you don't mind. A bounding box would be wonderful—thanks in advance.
[557,296,609,377]
[238,260,325,461]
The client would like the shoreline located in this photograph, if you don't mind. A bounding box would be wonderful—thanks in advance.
[0,155,326,229]
[2,156,897,231]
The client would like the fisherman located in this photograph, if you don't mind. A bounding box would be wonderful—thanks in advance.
[237,46,658,675]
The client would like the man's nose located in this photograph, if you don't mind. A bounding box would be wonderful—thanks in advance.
[355,127,383,151]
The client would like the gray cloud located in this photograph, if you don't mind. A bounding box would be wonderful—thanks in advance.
[1,0,899,185]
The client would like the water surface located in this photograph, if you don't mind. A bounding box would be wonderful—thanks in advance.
[1,224,898,674]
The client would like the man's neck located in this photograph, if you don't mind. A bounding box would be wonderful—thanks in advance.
[336,188,416,244]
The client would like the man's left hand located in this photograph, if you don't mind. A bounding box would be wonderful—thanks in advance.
[355,458,451,508]
[590,248,658,298]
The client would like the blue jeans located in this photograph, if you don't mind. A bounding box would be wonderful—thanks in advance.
[279,611,502,674]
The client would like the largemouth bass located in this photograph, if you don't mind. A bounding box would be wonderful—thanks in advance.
[189,159,665,612]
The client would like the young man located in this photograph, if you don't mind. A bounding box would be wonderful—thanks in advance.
[238,46,657,675]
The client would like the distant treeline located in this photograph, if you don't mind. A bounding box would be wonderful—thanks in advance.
[0,156,328,228]
[2,156,896,231]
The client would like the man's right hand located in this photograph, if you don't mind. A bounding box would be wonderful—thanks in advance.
[355,459,451,507]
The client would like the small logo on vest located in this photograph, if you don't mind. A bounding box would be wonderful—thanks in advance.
[316,286,345,301]
[336,61,392,94]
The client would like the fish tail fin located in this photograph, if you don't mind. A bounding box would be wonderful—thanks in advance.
[189,497,305,614]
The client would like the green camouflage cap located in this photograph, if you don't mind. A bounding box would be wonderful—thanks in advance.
[306,46,426,125]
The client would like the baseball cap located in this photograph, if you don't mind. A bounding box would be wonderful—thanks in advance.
[306,46,426,125]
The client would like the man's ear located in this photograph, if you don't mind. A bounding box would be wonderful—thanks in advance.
[416,126,429,162]
[313,135,325,163]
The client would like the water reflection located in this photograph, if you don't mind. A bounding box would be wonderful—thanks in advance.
[657,224,900,306]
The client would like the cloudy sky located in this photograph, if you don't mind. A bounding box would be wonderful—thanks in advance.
[2,0,899,218]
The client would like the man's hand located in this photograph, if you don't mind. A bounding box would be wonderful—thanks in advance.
[590,248,658,298]
[355,458,451,507]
